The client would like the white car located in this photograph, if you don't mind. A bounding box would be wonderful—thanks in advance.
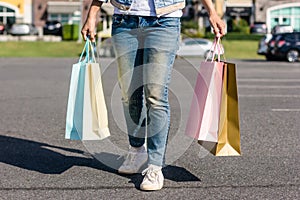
[10,23,38,36]
[177,38,222,58]
[257,33,272,55]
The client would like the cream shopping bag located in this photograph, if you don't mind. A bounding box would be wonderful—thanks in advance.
[65,39,110,140]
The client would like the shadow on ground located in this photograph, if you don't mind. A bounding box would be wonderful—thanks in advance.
[0,135,200,187]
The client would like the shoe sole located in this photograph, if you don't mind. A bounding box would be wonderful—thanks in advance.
[140,184,163,191]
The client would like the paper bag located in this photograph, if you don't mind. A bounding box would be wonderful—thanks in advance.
[213,62,241,156]
[186,37,241,156]
[185,61,224,143]
[65,39,110,140]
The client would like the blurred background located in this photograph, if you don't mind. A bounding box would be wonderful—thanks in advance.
[0,0,299,61]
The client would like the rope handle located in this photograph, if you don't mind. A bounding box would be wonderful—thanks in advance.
[78,38,98,63]
[205,37,226,62]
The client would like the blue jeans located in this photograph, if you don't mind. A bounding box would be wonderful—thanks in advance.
[111,14,180,166]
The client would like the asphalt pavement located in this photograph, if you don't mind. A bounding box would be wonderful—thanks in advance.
[0,57,299,199]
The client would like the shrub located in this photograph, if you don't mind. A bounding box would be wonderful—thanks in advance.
[232,19,250,34]
[181,20,199,31]
[180,20,205,38]
[62,24,79,41]
[204,32,263,41]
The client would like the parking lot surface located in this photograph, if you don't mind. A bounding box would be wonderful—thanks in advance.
[0,58,299,199]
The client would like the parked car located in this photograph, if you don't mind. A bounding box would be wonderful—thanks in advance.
[0,22,5,34]
[9,23,38,36]
[265,33,284,60]
[177,38,221,58]
[266,32,300,62]
[250,22,267,34]
[257,33,272,55]
[271,25,294,34]
[43,20,62,36]
[258,24,295,59]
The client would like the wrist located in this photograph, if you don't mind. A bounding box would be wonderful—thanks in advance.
[201,0,217,16]
[207,8,217,16]
[88,0,102,17]
[92,0,102,7]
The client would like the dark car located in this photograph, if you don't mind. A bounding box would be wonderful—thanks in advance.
[264,34,281,60]
[267,32,300,62]
[43,20,62,36]
[250,22,267,34]
[0,22,5,34]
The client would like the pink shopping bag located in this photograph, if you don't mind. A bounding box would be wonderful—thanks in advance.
[185,37,224,143]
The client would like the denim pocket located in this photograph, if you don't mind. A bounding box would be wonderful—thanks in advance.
[112,15,124,27]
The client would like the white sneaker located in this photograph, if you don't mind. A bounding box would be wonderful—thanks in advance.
[118,146,148,174]
[140,164,164,191]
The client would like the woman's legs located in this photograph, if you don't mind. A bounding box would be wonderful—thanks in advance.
[112,15,180,167]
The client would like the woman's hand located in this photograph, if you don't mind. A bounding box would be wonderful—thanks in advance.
[81,0,102,42]
[201,0,226,37]
[208,12,226,37]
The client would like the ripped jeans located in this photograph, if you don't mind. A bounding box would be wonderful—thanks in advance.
[112,14,180,166]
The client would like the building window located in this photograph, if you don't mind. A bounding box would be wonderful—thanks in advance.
[270,6,300,31]
[48,14,72,24]
[0,5,16,26]
[49,14,58,21]
[61,14,69,24]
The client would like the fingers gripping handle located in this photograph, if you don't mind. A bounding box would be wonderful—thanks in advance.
[78,38,97,63]
[205,37,225,62]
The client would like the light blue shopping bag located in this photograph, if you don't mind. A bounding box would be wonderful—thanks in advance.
[65,39,110,140]
[65,40,91,140]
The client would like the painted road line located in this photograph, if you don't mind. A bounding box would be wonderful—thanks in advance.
[239,94,300,98]
[271,109,300,112]
[238,85,300,89]
[238,79,300,83]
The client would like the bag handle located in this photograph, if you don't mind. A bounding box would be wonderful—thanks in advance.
[88,40,97,63]
[78,38,97,63]
[79,39,89,62]
[205,37,226,62]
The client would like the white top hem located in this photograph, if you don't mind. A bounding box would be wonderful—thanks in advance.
[114,8,183,17]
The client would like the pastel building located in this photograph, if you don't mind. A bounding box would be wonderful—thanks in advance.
[254,0,300,32]
[2,0,299,33]
[0,0,113,36]
[0,0,32,25]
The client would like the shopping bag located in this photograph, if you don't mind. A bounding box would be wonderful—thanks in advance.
[213,62,241,156]
[186,37,241,156]
[185,38,224,143]
[65,39,110,140]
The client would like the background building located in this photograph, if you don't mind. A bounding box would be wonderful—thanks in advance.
[33,0,90,27]
[225,0,253,24]
[2,0,299,36]
[187,0,253,33]
[0,0,32,26]
[254,0,300,32]
[33,0,113,36]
